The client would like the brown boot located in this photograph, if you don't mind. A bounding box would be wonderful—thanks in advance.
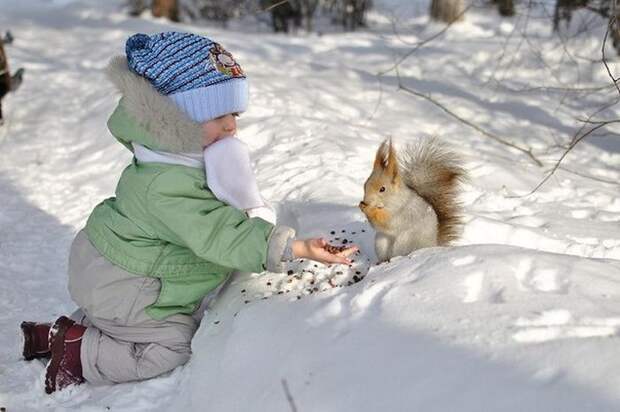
[20,321,51,361]
[45,316,86,394]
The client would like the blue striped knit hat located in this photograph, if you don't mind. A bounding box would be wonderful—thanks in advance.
[125,32,248,123]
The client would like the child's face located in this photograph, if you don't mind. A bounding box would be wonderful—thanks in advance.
[202,113,238,147]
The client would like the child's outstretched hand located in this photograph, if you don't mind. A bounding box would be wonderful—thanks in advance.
[292,238,358,266]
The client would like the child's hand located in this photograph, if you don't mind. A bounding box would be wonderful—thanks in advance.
[292,238,358,266]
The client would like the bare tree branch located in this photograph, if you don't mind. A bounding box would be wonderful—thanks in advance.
[365,72,385,123]
[513,96,620,197]
[602,15,620,96]
[378,4,544,167]
[521,120,613,196]
[482,0,528,86]
[378,3,473,76]
[512,16,620,195]
[263,0,290,13]
[492,81,616,94]
[559,165,620,185]
[393,65,544,166]
[576,117,620,124]
[377,0,620,178]
[281,379,298,412]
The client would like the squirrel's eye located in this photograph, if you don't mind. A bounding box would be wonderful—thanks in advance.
[379,186,386,193]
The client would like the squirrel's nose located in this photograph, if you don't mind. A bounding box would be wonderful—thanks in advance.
[359,201,367,210]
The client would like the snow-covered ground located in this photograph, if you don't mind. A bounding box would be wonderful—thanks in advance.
[1,0,619,410]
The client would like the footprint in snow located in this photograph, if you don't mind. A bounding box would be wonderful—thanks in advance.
[512,310,620,343]
[514,259,569,294]
[462,271,505,304]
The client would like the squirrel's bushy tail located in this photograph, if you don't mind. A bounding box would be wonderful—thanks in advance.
[400,138,467,245]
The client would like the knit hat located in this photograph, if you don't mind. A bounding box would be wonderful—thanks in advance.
[125,32,248,123]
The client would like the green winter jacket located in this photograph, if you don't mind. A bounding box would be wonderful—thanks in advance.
[85,94,293,320]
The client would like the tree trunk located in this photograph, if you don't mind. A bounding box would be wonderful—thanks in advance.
[0,40,10,121]
[612,7,620,56]
[497,0,515,16]
[152,0,179,22]
[430,0,465,23]
[128,0,147,16]
[0,40,10,97]
[300,0,318,33]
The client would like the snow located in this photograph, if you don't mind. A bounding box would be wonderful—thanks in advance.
[0,0,619,410]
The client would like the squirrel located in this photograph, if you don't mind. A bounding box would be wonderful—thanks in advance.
[359,138,467,263]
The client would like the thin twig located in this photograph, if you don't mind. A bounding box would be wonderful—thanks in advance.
[602,15,620,96]
[380,3,543,167]
[492,81,616,94]
[366,72,385,123]
[281,379,298,412]
[575,118,620,125]
[513,109,619,197]
[522,121,611,195]
[262,0,291,13]
[394,66,543,166]
[516,93,620,197]
[483,2,526,86]
[378,3,473,76]
[231,0,291,19]
[559,165,620,185]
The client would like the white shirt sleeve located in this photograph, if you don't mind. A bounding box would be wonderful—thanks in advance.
[247,204,277,225]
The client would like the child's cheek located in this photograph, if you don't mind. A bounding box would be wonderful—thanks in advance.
[201,124,217,147]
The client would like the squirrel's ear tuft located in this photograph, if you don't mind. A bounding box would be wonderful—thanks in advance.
[373,140,390,170]
[386,139,399,181]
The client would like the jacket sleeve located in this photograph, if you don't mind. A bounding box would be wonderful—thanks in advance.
[145,170,295,273]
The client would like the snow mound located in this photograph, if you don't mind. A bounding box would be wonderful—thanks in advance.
[179,244,620,411]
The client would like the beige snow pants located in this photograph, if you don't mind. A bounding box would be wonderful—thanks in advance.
[67,230,212,385]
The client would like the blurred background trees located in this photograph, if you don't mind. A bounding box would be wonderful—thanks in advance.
[123,0,620,57]
[429,0,465,23]
[127,0,373,31]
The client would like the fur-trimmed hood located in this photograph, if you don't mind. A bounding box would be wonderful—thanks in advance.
[105,56,204,153]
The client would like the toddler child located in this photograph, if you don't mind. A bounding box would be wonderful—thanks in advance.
[132,122,277,223]
[20,31,357,394]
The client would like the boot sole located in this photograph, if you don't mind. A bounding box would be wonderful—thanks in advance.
[20,321,50,361]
